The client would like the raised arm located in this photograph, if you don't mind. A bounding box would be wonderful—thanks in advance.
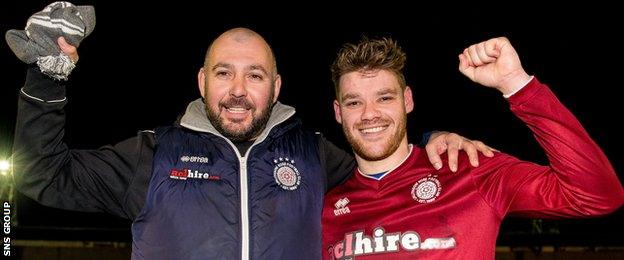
[461,37,624,217]
[9,3,152,219]
[13,60,153,220]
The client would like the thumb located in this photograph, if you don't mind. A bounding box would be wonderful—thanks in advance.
[57,37,79,63]
[458,53,474,80]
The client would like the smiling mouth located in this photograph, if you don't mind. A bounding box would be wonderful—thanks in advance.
[359,125,389,134]
[225,106,250,114]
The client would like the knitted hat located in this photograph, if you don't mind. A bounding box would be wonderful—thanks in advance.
[6,1,95,80]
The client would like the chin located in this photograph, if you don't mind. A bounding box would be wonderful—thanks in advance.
[226,126,252,135]
[357,151,392,161]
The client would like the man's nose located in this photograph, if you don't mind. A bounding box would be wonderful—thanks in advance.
[229,76,247,97]
[360,102,381,121]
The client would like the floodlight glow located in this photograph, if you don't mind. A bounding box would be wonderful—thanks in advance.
[0,160,10,171]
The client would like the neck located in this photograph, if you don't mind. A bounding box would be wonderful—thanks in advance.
[356,137,411,175]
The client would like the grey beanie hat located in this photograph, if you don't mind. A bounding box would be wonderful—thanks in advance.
[6,1,95,80]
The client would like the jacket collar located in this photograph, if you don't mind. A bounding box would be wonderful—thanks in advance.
[179,98,296,142]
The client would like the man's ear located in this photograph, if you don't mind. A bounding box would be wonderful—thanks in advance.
[198,67,206,98]
[404,86,414,113]
[272,74,282,103]
[333,100,342,124]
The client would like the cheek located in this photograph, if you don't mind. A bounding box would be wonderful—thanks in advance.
[387,106,405,120]
[205,88,226,105]
[248,87,273,104]
[205,79,229,95]
[341,112,359,127]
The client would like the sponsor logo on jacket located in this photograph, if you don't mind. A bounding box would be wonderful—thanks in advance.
[169,168,220,181]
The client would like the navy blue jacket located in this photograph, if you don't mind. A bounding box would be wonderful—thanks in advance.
[13,68,356,259]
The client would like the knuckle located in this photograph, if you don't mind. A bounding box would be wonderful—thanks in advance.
[433,134,445,141]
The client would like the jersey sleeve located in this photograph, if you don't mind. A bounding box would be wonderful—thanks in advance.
[472,78,624,219]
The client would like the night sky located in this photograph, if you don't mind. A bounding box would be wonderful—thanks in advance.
[1,1,622,244]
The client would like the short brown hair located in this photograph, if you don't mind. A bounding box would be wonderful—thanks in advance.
[331,37,407,97]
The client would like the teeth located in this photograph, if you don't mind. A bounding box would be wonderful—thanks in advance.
[361,126,386,133]
[227,107,247,113]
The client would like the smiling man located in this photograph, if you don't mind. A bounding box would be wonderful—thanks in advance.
[322,37,624,259]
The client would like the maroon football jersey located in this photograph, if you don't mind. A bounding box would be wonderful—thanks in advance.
[322,78,624,260]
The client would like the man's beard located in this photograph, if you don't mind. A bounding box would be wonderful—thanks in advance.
[343,115,407,161]
[205,92,274,142]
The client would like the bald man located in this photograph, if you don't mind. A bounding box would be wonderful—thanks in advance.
[12,27,492,259]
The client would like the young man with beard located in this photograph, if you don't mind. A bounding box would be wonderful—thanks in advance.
[322,36,624,259]
[7,4,493,259]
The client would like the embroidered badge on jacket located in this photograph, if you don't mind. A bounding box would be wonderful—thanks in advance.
[273,157,301,190]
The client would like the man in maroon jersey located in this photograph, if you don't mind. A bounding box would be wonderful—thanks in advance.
[322,36,624,259]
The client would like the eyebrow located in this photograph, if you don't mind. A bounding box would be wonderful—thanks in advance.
[377,88,398,96]
[249,64,269,75]
[212,63,233,71]
[211,63,269,75]
[340,93,360,102]
[340,88,399,102]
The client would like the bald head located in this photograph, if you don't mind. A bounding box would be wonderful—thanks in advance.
[219,28,265,44]
[204,28,277,75]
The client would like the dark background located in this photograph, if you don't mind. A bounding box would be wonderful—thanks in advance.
[1,1,623,246]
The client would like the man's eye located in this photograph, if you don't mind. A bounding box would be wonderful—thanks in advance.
[249,74,264,81]
[216,71,230,77]
[345,101,360,107]
[380,96,394,102]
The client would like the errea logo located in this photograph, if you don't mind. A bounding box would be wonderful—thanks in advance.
[180,155,209,163]
[333,197,351,216]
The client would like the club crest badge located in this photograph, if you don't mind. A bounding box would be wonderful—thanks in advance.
[412,174,441,203]
[273,157,300,190]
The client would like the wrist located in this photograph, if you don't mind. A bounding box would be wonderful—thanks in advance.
[498,70,531,96]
